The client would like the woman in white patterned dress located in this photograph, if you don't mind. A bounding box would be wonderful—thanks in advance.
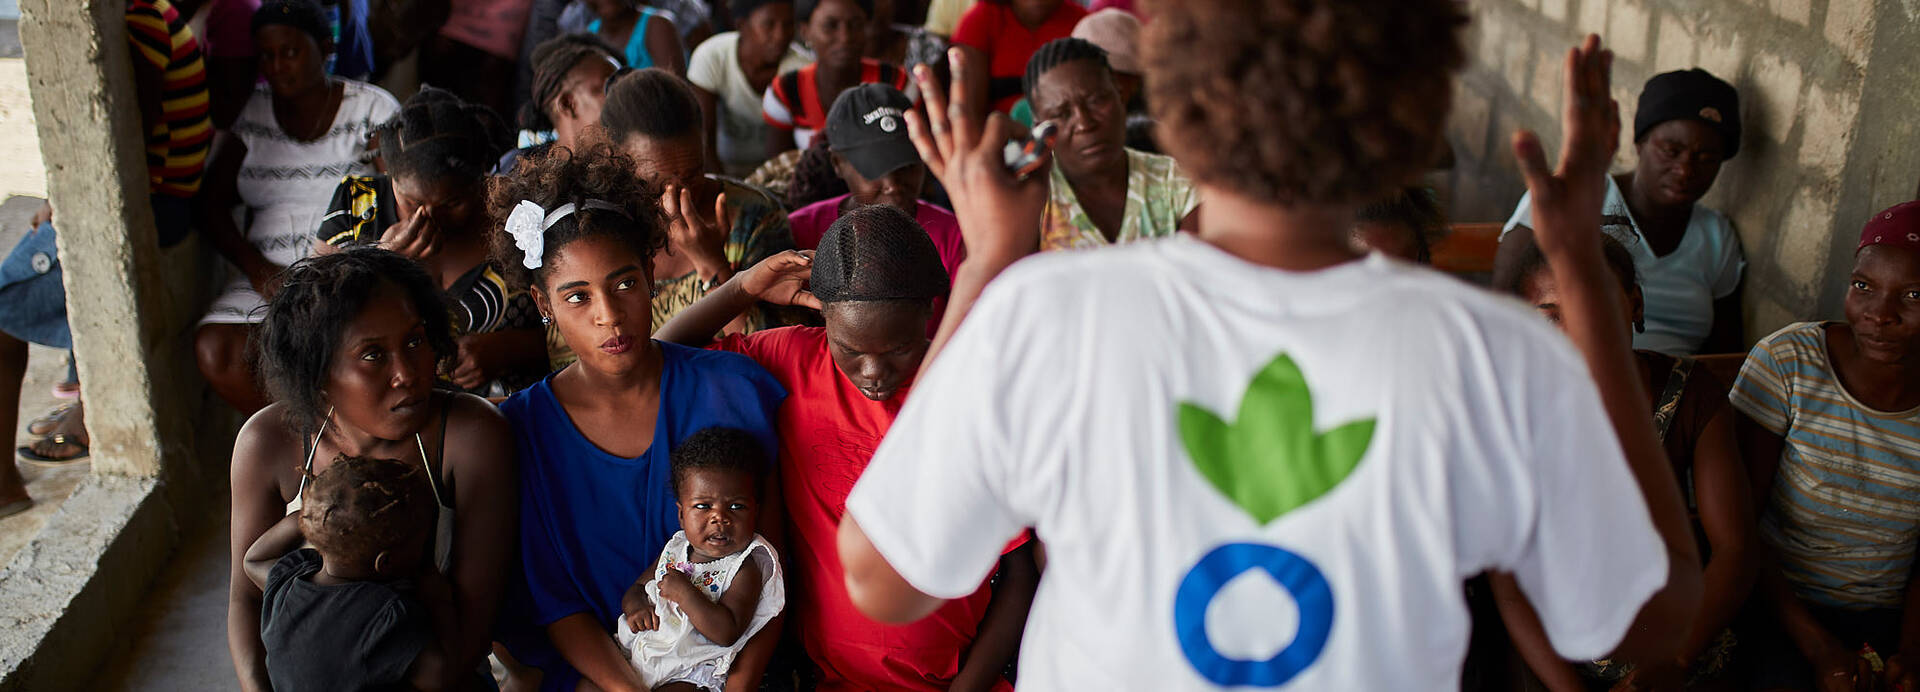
[194,0,398,414]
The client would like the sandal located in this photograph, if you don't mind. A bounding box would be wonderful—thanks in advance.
[27,403,75,437]
[18,433,88,466]
[51,381,79,400]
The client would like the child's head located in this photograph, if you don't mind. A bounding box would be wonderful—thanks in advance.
[812,204,949,402]
[1351,188,1443,264]
[1505,234,1643,334]
[671,428,770,560]
[299,455,437,580]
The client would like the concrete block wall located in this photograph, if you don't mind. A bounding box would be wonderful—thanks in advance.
[1448,0,1920,341]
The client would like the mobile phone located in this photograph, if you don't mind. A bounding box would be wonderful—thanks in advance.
[1003,120,1059,181]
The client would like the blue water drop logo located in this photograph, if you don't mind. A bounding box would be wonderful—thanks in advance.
[1173,542,1334,687]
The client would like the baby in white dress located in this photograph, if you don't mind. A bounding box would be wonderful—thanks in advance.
[618,428,785,691]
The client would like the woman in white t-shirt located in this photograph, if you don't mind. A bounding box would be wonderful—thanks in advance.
[832,10,1705,692]
[1496,68,1747,356]
[687,0,809,177]
[195,0,400,415]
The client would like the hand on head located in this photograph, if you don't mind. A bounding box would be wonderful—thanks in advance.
[740,250,823,309]
[904,49,1052,266]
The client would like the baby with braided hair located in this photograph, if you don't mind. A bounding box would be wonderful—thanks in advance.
[245,455,461,691]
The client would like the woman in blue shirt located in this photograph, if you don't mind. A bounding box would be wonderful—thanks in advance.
[489,146,786,691]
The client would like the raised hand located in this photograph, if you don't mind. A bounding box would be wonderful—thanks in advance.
[904,48,1051,266]
[738,250,821,309]
[1512,34,1619,260]
[664,184,733,280]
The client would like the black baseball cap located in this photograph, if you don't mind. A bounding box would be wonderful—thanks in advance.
[826,84,920,180]
[1635,69,1742,159]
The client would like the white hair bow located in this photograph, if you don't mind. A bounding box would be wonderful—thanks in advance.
[504,201,547,269]
[503,199,629,270]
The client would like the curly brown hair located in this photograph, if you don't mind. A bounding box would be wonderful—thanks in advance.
[486,144,670,292]
[1144,0,1466,207]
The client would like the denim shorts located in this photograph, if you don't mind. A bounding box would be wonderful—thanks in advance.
[0,194,193,348]
[0,220,70,349]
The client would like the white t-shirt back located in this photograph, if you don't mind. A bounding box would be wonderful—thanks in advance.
[845,236,1668,690]
[1503,176,1745,355]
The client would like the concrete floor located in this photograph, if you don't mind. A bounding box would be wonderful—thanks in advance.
[90,518,237,691]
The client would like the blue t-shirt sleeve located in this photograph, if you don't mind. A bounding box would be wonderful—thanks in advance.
[519,491,594,625]
[503,392,597,627]
[701,346,788,460]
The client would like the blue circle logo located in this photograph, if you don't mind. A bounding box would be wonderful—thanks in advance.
[1173,542,1334,687]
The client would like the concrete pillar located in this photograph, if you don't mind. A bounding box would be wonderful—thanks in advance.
[0,2,230,687]
[17,0,168,478]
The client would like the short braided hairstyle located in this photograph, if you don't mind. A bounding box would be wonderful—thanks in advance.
[379,86,512,186]
[257,247,456,436]
[601,67,704,143]
[1024,37,1112,98]
[1145,0,1466,206]
[485,144,669,291]
[300,455,437,572]
[521,33,623,133]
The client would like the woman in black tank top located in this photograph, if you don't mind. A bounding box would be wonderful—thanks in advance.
[226,248,518,692]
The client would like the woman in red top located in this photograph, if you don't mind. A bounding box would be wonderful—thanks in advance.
[950,0,1086,113]
[762,0,911,157]
[655,205,1039,691]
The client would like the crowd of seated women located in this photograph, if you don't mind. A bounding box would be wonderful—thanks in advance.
[1,0,1914,691]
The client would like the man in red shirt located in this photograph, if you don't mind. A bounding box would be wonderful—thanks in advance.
[653,206,1038,690]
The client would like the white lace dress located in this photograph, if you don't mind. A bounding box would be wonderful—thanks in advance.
[614,531,785,691]
[201,80,398,324]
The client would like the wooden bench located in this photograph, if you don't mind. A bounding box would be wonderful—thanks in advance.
[1432,222,1503,280]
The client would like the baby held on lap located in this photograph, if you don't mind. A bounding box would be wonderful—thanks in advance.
[617,428,786,692]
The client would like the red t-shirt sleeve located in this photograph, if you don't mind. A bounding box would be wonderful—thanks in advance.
[949,3,996,52]
[709,327,806,371]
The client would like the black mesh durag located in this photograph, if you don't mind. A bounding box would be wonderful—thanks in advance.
[812,204,951,303]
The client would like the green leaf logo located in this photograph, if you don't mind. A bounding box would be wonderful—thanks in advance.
[1178,353,1375,525]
